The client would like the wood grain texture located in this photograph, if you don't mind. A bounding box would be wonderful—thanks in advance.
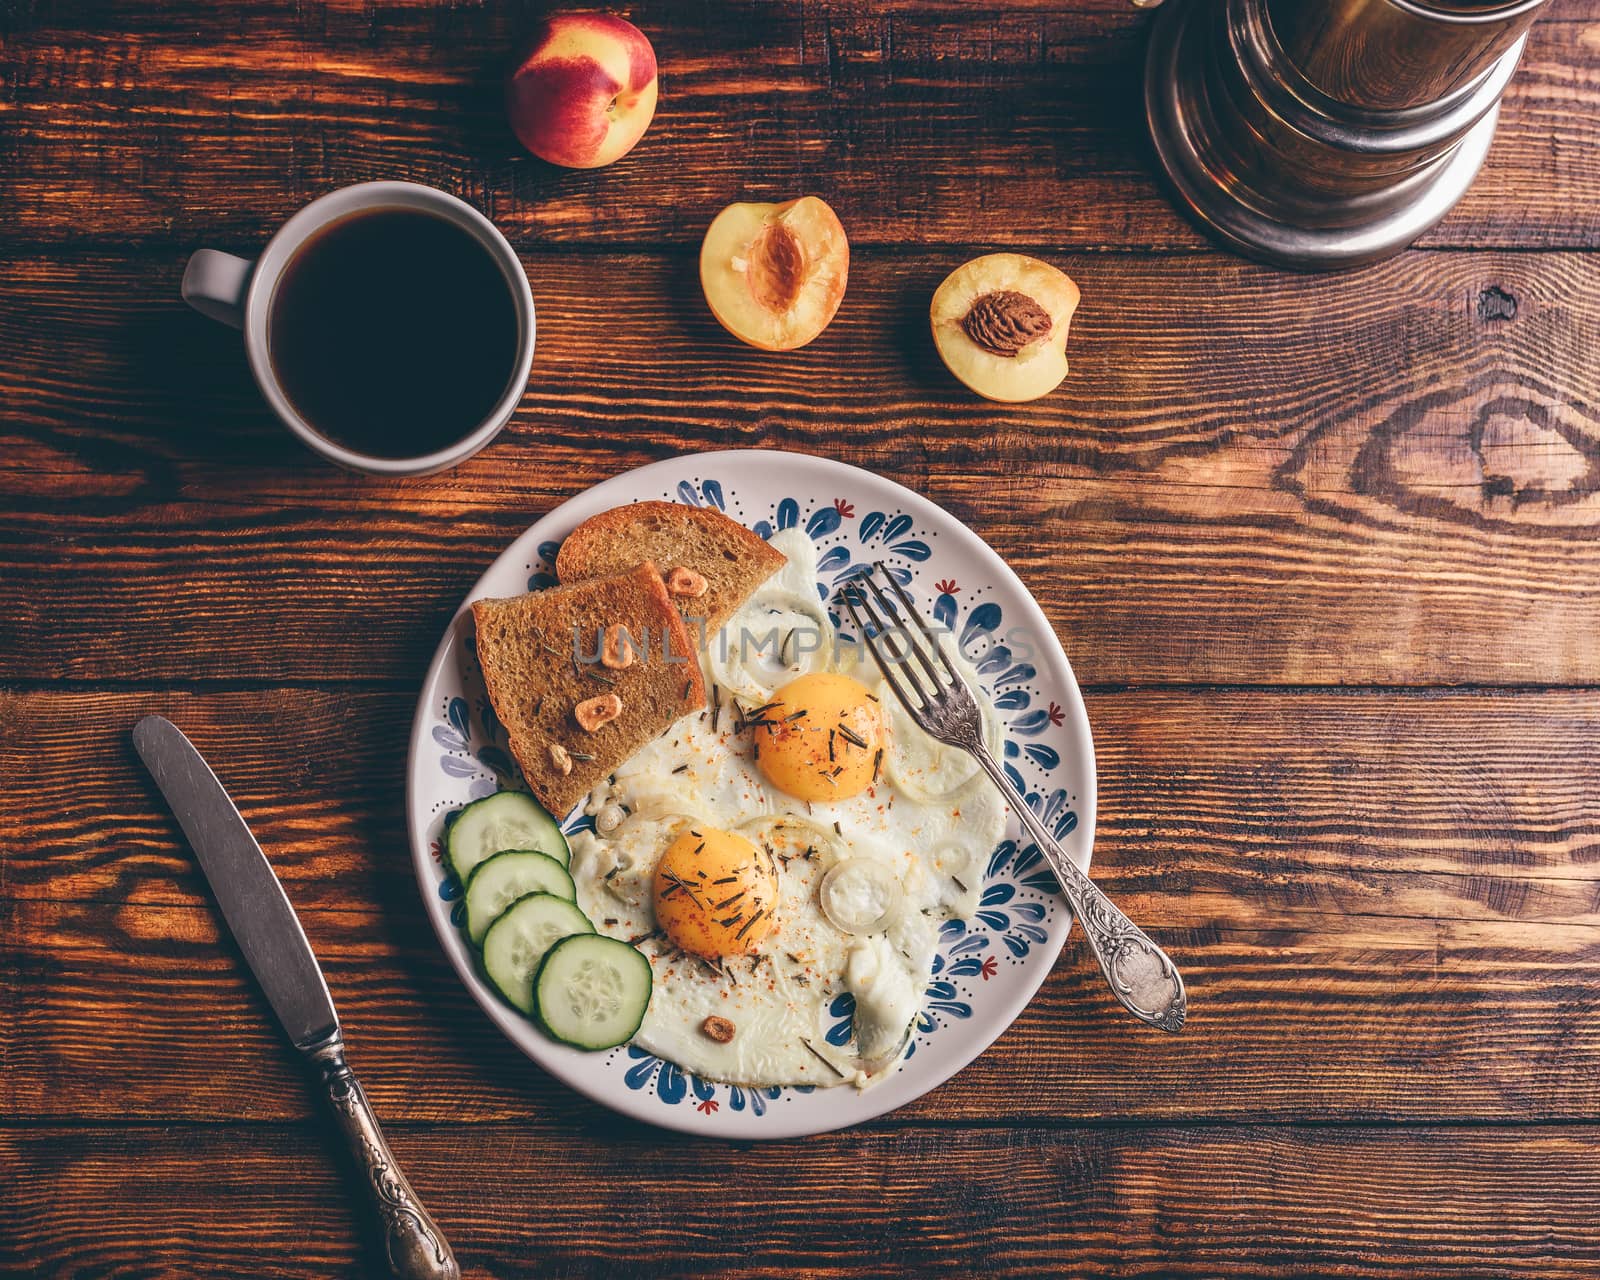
[5,248,1600,687]
[5,1123,1600,1279]
[4,686,1597,1126]
[5,0,1600,1274]
[0,2,1598,250]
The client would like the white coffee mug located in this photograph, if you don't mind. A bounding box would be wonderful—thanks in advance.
[182,181,536,477]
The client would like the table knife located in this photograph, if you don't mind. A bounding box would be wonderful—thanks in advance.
[132,715,459,1280]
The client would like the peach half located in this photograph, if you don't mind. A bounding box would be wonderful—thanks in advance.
[505,13,658,169]
[930,254,1080,402]
[699,197,849,351]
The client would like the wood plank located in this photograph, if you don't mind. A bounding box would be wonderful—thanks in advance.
[4,686,1597,1125]
[4,1122,1598,1278]
[8,688,1598,913]
[0,2,1597,250]
[4,249,1600,686]
[6,1,1596,1270]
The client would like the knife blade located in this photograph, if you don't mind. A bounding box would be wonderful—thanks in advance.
[132,713,338,1049]
[132,714,458,1280]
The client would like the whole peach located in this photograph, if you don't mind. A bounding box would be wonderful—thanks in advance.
[505,13,658,169]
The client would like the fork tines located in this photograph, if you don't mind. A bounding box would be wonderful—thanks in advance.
[840,562,965,715]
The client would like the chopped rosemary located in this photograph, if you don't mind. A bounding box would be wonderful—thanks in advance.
[715,914,744,928]
[800,1039,845,1078]
[712,874,740,884]
[713,891,746,910]
[569,750,596,762]
[672,763,690,774]
[661,871,706,907]
[836,724,868,749]
[734,907,766,941]
[628,928,663,946]
[585,667,615,685]
[872,748,883,781]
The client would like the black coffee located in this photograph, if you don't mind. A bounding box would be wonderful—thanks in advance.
[268,207,520,460]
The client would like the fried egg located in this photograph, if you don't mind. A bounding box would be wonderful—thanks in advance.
[567,528,1007,1088]
[754,671,888,801]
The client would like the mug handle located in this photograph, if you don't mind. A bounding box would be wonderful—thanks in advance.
[182,249,255,329]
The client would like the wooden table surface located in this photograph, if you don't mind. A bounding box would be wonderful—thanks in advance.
[5,0,1600,1276]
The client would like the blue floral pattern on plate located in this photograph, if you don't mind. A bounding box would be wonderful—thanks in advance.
[422,470,1085,1125]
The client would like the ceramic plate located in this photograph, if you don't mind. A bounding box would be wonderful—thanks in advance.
[406,449,1095,1138]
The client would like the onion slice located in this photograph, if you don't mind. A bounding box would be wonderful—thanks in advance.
[710,587,836,703]
[819,858,905,935]
[881,654,1005,801]
[736,813,846,868]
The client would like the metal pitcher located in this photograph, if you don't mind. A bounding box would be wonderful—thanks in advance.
[1142,0,1551,269]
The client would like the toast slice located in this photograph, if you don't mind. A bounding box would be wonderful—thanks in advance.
[471,561,706,817]
[555,501,787,635]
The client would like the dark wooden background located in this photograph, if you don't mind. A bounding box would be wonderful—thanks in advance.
[4,0,1600,1275]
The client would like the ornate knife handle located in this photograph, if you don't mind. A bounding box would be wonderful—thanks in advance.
[304,1035,460,1280]
[973,749,1188,1032]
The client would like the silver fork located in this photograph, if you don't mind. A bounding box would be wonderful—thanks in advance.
[842,564,1187,1032]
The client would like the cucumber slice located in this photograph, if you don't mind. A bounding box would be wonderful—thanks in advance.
[465,850,575,946]
[445,791,569,885]
[481,893,593,1015]
[534,934,653,1051]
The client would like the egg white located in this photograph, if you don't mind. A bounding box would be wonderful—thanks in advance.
[567,528,1008,1088]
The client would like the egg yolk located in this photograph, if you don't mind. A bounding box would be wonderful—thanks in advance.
[653,826,778,958]
[753,672,887,802]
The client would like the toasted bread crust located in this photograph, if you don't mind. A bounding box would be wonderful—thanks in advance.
[555,501,787,635]
[471,561,706,817]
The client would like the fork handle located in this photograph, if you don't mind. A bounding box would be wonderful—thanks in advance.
[971,749,1187,1032]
